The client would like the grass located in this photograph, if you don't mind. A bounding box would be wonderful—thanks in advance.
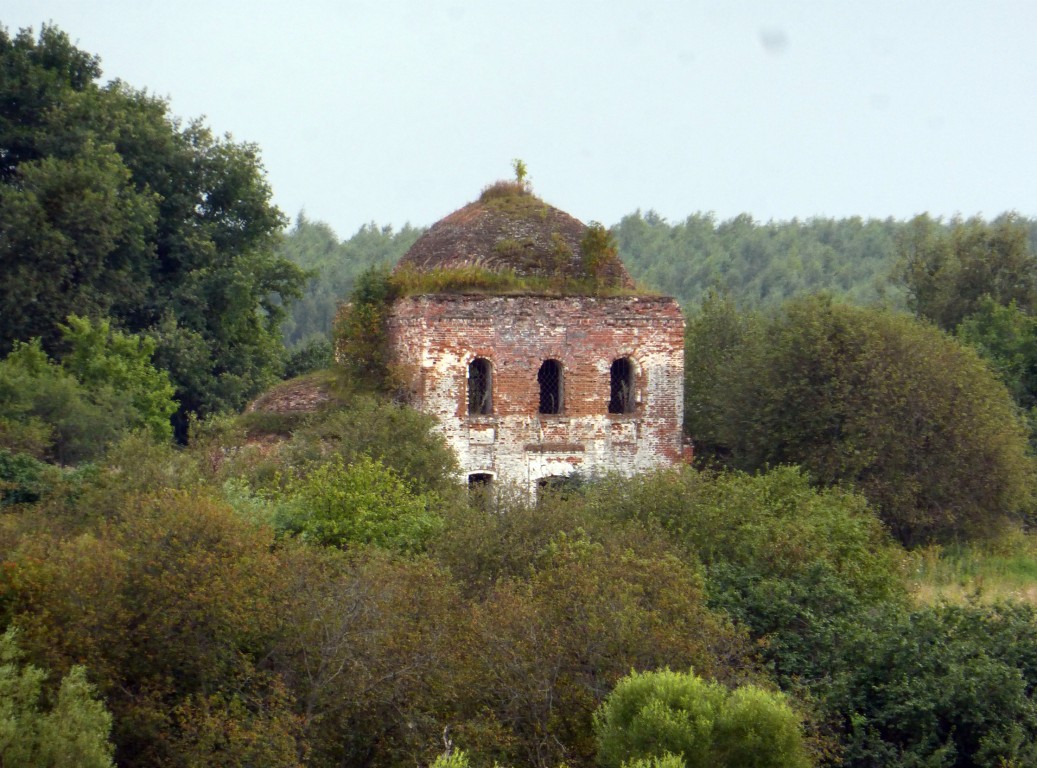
[910,528,1037,605]
[389,265,649,298]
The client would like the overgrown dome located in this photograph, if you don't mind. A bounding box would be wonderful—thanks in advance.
[394,181,634,288]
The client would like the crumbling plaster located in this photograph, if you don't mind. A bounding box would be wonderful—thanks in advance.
[388,293,685,496]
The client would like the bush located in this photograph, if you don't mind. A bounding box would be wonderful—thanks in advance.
[594,669,810,768]
[0,627,115,768]
[0,449,50,506]
[291,393,458,496]
[827,601,1037,768]
[284,334,333,378]
[278,454,442,552]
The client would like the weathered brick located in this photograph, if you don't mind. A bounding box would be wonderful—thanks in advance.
[388,294,685,495]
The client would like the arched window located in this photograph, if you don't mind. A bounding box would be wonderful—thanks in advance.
[609,357,636,414]
[468,358,493,415]
[468,472,493,487]
[538,359,563,414]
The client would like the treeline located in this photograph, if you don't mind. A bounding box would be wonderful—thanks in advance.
[279,207,1037,347]
[615,210,1037,313]
[280,215,422,348]
[614,211,906,310]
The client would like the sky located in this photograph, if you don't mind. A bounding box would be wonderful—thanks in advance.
[6,1,1037,239]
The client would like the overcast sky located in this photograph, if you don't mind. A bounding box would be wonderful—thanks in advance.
[6,1,1037,238]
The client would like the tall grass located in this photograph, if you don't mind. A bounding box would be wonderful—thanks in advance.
[911,528,1037,605]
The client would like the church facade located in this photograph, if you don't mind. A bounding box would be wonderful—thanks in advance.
[385,182,686,494]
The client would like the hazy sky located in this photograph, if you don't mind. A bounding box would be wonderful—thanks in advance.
[6,2,1037,238]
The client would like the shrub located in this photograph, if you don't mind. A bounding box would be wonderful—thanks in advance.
[594,669,810,768]
[278,454,442,552]
[0,628,115,768]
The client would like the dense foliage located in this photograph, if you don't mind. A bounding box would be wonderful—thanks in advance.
[594,669,810,768]
[0,317,177,464]
[278,215,422,348]
[899,214,1037,333]
[0,25,304,432]
[614,211,906,311]
[2,374,1037,767]
[6,20,1037,768]
[0,628,115,767]
[685,294,1035,545]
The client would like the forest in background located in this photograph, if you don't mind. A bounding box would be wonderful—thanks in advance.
[8,22,1037,768]
[278,207,1037,344]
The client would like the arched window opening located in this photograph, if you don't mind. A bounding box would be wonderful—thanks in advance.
[538,359,563,414]
[468,472,493,487]
[609,357,636,414]
[468,358,493,415]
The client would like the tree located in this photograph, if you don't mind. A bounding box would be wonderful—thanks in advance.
[827,601,1037,768]
[0,318,177,463]
[460,529,751,768]
[332,266,399,391]
[278,216,421,348]
[899,214,1037,332]
[0,25,305,432]
[685,296,1034,545]
[0,340,135,465]
[7,490,304,767]
[956,298,1037,446]
[593,669,811,768]
[0,628,115,768]
[612,210,904,312]
[58,315,177,441]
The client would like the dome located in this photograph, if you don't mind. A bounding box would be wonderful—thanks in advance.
[394,181,634,288]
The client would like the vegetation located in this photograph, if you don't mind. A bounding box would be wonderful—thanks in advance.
[899,213,1037,333]
[594,669,810,768]
[6,18,1037,768]
[613,211,906,312]
[684,294,1034,545]
[0,24,305,435]
[0,628,115,768]
[0,317,177,463]
[278,215,422,348]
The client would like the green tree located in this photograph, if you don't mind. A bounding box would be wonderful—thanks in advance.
[333,266,399,391]
[0,25,305,432]
[58,315,177,441]
[685,296,1034,545]
[899,213,1037,332]
[0,340,134,464]
[289,392,458,495]
[956,298,1037,446]
[278,215,421,347]
[0,318,177,463]
[593,669,810,768]
[0,628,115,768]
[613,210,904,312]
[828,601,1037,768]
[7,490,303,767]
[460,528,751,768]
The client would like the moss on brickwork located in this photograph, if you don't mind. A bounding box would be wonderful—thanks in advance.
[395,180,636,289]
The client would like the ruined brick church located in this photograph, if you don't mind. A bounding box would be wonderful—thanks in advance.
[386,181,685,495]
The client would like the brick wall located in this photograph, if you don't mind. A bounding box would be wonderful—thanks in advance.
[388,294,685,495]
